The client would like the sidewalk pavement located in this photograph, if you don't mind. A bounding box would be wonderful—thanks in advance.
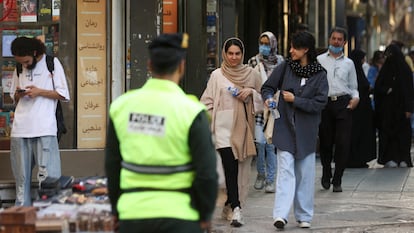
[211,158,414,233]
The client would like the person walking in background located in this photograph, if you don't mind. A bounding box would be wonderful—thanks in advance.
[248,31,284,193]
[362,60,370,77]
[407,50,414,135]
[347,49,376,168]
[390,42,414,138]
[10,36,70,206]
[367,50,385,90]
[201,37,262,227]
[105,33,218,233]
[374,43,414,168]
[367,50,385,109]
[317,27,359,193]
[262,31,328,230]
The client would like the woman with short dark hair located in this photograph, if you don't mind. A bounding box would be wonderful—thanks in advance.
[262,31,329,229]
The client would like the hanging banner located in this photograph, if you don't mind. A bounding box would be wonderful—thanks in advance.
[77,0,107,148]
[163,0,177,33]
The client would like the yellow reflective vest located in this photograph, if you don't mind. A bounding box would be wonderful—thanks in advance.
[109,78,205,220]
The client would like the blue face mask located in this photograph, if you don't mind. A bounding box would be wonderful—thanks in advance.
[259,45,271,56]
[328,45,343,54]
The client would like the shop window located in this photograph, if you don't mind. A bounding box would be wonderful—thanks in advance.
[0,0,63,149]
[0,1,108,150]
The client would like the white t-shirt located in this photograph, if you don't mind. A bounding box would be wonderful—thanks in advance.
[10,55,70,137]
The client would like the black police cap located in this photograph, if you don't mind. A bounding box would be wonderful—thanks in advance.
[149,33,188,51]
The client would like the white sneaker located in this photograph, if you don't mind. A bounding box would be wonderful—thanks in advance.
[265,182,275,193]
[221,204,232,221]
[298,221,311,228]
[399,161,408,168]
[273,217,287,229]
[230,207,244,227]
[384,160,398,168]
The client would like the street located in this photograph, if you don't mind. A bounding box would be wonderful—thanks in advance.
[211,156,414,233]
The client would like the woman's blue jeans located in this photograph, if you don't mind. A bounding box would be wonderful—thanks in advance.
[255,124,276,183]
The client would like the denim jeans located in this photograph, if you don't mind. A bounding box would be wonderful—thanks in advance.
[10,136,61,206]
[273,149,315,223]
[255,124,277,183]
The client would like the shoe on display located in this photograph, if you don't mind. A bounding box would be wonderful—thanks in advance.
[298,221,311,228]
[273,217,287,229]
[230,207,244,227]
[254,174,265,190]
[221,204,232,221]
[384,160,398,168]
[264,182,275,193]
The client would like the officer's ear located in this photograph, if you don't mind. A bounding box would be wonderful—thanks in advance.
[147,60,153,73]
[178,59,186,77]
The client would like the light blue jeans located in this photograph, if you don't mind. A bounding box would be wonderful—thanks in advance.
[255,124,276,183]
[273,149,315,223]
[10,136,61,206]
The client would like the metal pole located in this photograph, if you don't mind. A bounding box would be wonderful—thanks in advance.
[111,0,126,100]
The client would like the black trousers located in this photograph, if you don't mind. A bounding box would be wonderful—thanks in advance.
[120,218,203,233]
[217,147,240,209]
[319,96,352,186]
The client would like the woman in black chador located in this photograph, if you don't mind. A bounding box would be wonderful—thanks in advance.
[374,44,414,168]
[348,49,376,168]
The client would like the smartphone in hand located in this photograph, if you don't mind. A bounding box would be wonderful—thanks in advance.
[16,89,26,93]
[285,88,295,94]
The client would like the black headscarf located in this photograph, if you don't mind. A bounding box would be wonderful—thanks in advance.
[350,49,370,105]
[374,43,414,118]
[349,49,366,73]
[377,44,411,87]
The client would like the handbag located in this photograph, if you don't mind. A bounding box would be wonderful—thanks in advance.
[55,100,67,141]
[263,61,288,143]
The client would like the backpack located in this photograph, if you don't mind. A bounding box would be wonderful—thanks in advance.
[16,55,67,141]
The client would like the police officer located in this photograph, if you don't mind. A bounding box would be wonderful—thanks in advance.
[105,33,218,233]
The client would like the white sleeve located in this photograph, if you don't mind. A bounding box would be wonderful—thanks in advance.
[53,57,70,101]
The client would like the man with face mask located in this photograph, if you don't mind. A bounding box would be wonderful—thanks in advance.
[317,27,359,193]
[10,36,70,206]
[248,31,284,193]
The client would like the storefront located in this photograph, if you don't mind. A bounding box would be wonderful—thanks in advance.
[0,0,85,180]
[0,0,210,184]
